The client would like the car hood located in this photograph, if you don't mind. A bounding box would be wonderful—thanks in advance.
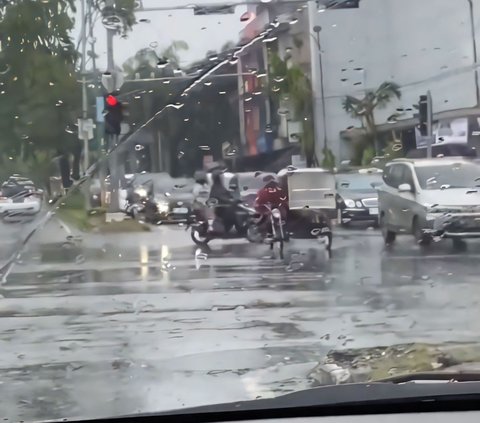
[337,189,377,200]
[420,188,480,208]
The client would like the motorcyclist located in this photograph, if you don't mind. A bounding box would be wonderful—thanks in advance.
[193,171,210,206]
[254,174,288,236]
[208,169,236,233]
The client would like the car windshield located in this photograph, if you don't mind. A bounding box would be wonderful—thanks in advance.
[336,174,382,191]
[415,163,480,189]
[5,0,480,421]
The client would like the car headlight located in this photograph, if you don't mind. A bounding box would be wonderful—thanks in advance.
[157,202,169,213]
[344,199,355,208]
[355,201,363,208]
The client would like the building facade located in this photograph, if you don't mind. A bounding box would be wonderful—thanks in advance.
[310,0,480,160]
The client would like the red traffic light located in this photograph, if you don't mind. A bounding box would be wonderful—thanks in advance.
[106,94,119,107]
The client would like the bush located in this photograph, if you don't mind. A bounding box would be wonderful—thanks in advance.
[361,146,376,166]
[322,147,336,170]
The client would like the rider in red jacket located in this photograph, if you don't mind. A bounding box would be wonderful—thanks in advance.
[254,175,288,233]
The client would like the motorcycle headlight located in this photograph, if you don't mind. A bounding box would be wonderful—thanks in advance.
[157,202,169,213]
[272,208,281,219]
[344,199,355,208]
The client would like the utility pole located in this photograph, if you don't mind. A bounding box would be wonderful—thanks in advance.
[307,0,324,167]
[80,0,89,173]
[314,26,328,159]
[468,0,480,106]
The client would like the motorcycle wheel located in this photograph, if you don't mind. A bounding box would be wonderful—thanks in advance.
[278,238,284,260]
[235,221,247,236]
[131,207,140,220]
[325,232,332,251]
[246,223,262,243]
[191,226,210,246]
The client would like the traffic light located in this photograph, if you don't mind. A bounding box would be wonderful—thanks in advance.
[418,95,428,136]
[104,93,123,136]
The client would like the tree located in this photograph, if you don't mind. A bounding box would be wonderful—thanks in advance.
[342,81,401,158]
[220,41,236,52]
[0,0,80,185]
[268,53,318,167]
[160,40,189,69]
[93,0,137,35]
[123,41,189,78]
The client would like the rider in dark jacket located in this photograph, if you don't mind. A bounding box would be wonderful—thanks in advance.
[209,170,235,231]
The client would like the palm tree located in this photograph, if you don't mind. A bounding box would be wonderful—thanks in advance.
[159,40,189,69]
[123,40,189,79]
[342,81,401,155]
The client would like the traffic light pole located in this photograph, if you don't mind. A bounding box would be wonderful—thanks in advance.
[105,0,121,213]
[426,90,433,159]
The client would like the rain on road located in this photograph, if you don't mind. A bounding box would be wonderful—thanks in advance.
[1,220,480,421]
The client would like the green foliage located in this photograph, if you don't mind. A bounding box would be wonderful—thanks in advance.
[322,147,336,170]
[268,52,316,167]
[0,0,80,168]
[342,81,401,153]
[361,145,376,166]
[93,0,136,33]
[123,41,189,77]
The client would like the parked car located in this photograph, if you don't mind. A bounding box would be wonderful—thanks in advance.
[335,168,383,227]
[378,157,480,248]
[0,176,42,217]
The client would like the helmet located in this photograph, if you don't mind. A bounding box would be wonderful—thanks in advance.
[263,174,277,183]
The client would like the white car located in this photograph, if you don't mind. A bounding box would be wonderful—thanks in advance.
[0,193,42,216]
[378,157,480,248]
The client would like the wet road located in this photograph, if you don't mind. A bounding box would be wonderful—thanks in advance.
[1,221,480,421]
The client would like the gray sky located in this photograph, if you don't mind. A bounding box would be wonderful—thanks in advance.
[75,0,249,70]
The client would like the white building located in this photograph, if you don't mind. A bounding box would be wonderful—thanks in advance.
[309,0,480,160]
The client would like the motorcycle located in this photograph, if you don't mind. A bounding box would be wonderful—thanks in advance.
[247,208,332,255]
[124,193,160,224]
[246,203,288,259]
[190,198,255,246]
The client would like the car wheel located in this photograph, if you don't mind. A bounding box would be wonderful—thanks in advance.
[380,214,396,245]
[413,217,431,247]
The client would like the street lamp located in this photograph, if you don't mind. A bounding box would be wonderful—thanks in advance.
[312,25,328,156]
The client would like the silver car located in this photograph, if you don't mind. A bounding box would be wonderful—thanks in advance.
[378,157,480,248]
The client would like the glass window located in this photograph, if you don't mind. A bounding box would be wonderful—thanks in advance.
[415,162,480,189]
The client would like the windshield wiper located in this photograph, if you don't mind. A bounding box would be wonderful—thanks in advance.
[379,371,480,383]
[150,373,480,420]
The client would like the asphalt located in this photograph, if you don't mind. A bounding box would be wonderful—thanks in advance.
[1,220,480,421]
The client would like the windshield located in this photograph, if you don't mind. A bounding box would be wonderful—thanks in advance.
[415,163,480,189]
[336,174,383,191]
[4,0,480,421]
